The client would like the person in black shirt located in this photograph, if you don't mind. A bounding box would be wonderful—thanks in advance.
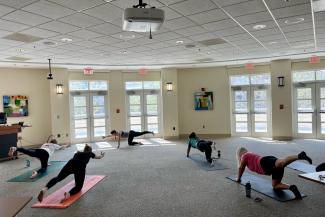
[37,144,104,203]
[103,130,154,148]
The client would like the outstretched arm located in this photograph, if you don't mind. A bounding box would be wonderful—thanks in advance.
[237,161,246,182]
[186,144,191,157]
[94,152,105,159]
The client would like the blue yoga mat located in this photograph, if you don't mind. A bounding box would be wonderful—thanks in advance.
[188,154,228,171]
[8,161,66,182]
[227,173,307,202]
[287,161,316,173]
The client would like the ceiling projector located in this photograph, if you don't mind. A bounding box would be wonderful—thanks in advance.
[123,0,164,32]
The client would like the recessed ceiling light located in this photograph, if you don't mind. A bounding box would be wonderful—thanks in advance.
[253,24,266,30]
[61,38,73,42]
[284,17,304,25]
[119,34,135,40]
[121,50,128,54]
[176,40,184,44]
[269,41,278,45]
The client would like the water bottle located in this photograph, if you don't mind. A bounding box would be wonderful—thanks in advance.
[26,160,30,167]
[217,150,221,158]
[245,182,251,198]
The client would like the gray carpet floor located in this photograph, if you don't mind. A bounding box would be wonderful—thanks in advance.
[0,137,324,217]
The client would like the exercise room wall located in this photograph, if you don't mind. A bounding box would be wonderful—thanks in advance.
[0,68,52,146]
[177,67,231,137]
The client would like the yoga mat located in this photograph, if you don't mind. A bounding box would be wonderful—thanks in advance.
[189,154,228,171]
[7,161,66,182]
[227,173,306,202]
[299,171,325,185]
[32,175,105,209]
[287,161,316,173]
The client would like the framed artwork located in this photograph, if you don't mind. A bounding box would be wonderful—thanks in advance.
[3,95,29,117]
[194,92,213,110]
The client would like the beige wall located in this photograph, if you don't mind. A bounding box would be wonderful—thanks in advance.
[178,67,231,136]
[0,68,52,146]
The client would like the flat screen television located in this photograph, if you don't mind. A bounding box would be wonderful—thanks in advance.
[0,112,7,124]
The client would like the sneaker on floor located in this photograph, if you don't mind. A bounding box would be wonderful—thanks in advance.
[289,185,302,200]
[8,147,17,157]
[298,151,312,164]
[37,190,44,202]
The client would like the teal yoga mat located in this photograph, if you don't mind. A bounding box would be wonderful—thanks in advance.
[8,161,66,182]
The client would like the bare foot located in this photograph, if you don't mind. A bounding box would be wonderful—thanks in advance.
[138,142,143,145]
[8,147,17,157]
[61,192,70,203]
[30,171,38,179]
[37,190,44,202]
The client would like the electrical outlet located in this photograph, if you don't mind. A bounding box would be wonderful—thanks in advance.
[173,127,176,131]
[57,134,61,138]
[203,125,205,129]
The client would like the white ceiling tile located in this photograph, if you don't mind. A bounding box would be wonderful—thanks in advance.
[22,0,75,19]
[0,38,24,46]
[202,19,237,31]
[223,0,266,17]
[87,23,122,35]
[0,0,38,9]
[39,21,80,34]
[271,3,310,19]
[153,31,182,41]
[175,26,208,36]
[0,29,13,37]
[127,46,152,52]
[111,31,142,41]
[127,37,159,45]
[83,4,123,22]
[72,40,103,48]
[211,0,249,7]
[249,28,281,37]
[49,34,83,43]
[164,37,194,45]
[244,20,277,32]
[91,36,123,44]
[145,41,172,49]
[56,43,84,51]
[266,0,309,10]
[188,32,218,41]
[111,41,134,48]
[20,27,60,38]
[171,0,217,16]
[68,29,103,39]
[111,0,164,9]
[3,10,51,26]
[235,11,273,25]
[48,0,105,11]
[164,17,196,30]
[0,4,15,16]
[78,48,105,54]
[156,0,184,6]
[0,19,30,32]
[160,6,182,21]
[59,13,104,28]
[213,27,246,37]
[188,9,227,25]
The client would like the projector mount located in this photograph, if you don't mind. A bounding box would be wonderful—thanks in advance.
[133,0,155,9]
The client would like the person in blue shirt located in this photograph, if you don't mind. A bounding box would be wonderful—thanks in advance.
[186,132,215,164]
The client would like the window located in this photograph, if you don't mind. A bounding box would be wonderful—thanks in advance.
[125,81,161,90]
[69,80,108,91]
[230,74,270,86]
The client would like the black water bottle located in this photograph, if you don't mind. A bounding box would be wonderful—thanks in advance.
[245,182,251,198]
[217,150,221,158]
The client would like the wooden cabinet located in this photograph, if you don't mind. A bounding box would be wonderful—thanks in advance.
[0,125,21,161]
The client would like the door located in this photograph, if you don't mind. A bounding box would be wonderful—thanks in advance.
[294,83,316,138]
[126,90,160,135]
[71,92,108,143]
[316,83,325,139]
[251,86,271,137]
[232,87,251,136]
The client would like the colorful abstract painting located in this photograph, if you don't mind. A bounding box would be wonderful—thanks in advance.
[194,92,213,110]
[3,95,28,117]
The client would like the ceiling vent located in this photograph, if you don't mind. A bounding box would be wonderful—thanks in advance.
[185,44,196,48]
[198,38,226,46]
[6,56,31,61]
[3,33,43,43]
[196,58,214,62]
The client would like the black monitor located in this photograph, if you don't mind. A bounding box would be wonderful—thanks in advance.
[0,112,7,124]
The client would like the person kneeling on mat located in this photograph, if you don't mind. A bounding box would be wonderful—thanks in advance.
[236,147,313,199]
[103,129,154,148]
[37,144,104,203]
[186,132,216,165]
[8,139,69,179]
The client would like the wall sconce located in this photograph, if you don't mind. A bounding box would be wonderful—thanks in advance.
[277,76,285,87]
[56,84,63,94]
[166,82,173,91]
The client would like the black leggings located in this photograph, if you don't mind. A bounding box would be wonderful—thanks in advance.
[197,140,213,163]
[17,148,49,173]
[46,160,85,195]
[128,130,152,146]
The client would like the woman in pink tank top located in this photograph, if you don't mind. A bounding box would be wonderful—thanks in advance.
[236,147,312,200]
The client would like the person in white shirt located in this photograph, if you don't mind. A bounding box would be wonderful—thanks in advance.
[8,139,69,179]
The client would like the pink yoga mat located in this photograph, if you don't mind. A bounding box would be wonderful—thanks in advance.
[32,175,105,209]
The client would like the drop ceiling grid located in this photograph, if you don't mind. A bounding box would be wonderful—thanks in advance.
[0,0,321,67]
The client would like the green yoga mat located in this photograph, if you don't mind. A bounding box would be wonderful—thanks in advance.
[7,161,66,182]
